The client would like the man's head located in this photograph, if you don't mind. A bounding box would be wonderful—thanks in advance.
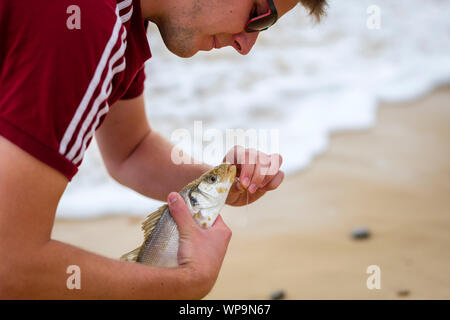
[141,0,327,58]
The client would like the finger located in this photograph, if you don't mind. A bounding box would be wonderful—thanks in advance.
[252,151,278,191]
[247,188,267,204]
[260,154,283,188]
[211,215,232,242]
[248,152,270,193]
[261,170,285,191]
[231,179,245,193]
[223,146,244,176]
[234,146,247,188]
[211,214,228,229]
[168,192,197,232]
[223,145,242,166]
[239,149,257,189]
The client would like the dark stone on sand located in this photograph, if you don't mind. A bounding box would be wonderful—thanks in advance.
[270,290,286,300]
[397,289,410,297]
[351,227,371,240]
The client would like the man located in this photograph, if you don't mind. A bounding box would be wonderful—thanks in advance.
[0,0,327,298]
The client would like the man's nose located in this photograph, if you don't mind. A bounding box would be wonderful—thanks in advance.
[231,31,259,55]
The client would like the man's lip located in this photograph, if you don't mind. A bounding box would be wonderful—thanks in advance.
[213,36,217,49]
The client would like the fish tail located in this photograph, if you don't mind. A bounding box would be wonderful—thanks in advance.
[120,247,141,262]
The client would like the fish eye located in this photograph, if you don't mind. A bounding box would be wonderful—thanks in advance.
[209,175,217,183]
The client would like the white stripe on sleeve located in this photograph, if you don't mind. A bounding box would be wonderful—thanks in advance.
[66,28,128,162]
[59,8,122,155]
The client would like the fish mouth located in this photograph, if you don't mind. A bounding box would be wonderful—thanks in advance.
[228,164,237,178]
[223,163,237,184]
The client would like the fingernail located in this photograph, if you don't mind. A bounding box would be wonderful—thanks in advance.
[249,184,257,193]
[242,177,249,188]
[169,193,178,204]
[236,182,243,192]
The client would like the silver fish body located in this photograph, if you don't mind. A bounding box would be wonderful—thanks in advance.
[121,163,236,267]
[136,205,179,267]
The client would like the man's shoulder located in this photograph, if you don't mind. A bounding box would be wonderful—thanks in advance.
[77,0,119,16]
[66,0,120,30]
[1,0,119,20]
[1,0,122,40]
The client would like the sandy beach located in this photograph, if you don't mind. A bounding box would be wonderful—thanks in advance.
[52,86,450,299]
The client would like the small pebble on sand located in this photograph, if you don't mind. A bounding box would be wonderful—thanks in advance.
[397,289,410,297]
[351,227,371,240]
[270,290,286,300]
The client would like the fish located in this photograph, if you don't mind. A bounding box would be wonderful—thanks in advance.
[120,163,237,267]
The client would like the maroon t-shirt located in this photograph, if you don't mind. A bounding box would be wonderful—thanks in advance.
[0,0,152,180]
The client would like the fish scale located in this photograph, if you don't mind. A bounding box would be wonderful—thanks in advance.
[137,207,179,267]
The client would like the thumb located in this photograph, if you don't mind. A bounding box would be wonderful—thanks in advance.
[168,192,196,233]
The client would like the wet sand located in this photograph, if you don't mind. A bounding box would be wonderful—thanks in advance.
[52,86,450,299]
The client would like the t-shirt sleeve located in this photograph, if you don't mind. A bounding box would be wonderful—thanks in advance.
[0,1,122,180]
[120,66,146,100]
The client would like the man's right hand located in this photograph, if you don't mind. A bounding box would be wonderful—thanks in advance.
[168,192,232,297]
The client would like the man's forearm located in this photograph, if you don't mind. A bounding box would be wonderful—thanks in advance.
[0,239,203,299]
[112,130,212,202]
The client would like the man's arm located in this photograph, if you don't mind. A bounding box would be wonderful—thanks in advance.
[95,95,212,202]
[0,136,230,299]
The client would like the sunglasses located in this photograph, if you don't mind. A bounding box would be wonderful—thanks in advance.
[245,0,278,33]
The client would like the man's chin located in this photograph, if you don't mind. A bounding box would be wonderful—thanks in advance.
[173,50,197,58]
[166,44,198,58]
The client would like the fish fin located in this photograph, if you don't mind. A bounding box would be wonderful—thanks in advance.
[120,247,141,262]
[120,205,167,263]
[142,204,168,239]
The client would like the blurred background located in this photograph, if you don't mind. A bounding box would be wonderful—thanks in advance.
[52,0,450,299]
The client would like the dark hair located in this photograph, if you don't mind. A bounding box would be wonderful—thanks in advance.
[299,0,328,21]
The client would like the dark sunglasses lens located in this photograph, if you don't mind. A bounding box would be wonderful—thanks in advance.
[246,15,277,32]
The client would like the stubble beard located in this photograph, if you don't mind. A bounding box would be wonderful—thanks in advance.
[158,18,198,58]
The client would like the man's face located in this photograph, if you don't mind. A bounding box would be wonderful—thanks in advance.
[151,0,299,58]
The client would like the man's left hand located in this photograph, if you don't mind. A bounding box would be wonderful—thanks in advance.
[223,146,284,206]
